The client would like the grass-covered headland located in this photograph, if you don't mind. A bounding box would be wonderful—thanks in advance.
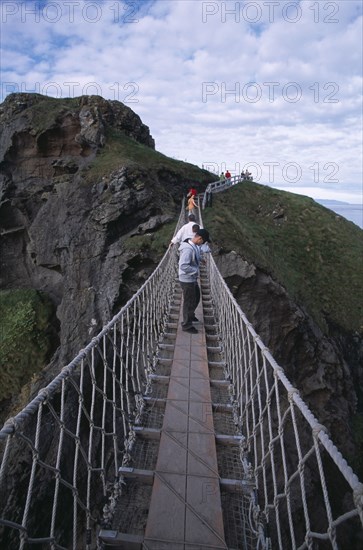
[202,181,363,335]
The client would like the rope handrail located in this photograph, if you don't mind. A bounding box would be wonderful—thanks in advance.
[207,257,362,494]
[204,255,363,547]
[0,202,185,441]
[198,207,363,548]
[0,201,186,550]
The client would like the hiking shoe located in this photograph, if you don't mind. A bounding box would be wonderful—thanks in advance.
[182,326,198,334]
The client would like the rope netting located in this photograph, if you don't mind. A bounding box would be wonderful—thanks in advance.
[1,192,362,550]
[0,206,185,549]
[206,253,363,549]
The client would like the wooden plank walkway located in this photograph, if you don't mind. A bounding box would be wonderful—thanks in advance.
[143,298,227,549]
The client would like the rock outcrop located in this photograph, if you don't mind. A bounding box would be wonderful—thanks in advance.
[0,93,214,418]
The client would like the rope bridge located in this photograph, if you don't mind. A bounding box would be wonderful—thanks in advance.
[207,256,363,548]
[0,200,362,549]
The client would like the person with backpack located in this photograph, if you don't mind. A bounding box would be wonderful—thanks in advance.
[178,228,210,334]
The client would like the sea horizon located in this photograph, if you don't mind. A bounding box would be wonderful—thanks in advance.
[316,199,363,229]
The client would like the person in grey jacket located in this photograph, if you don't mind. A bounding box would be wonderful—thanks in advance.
[178,228,210,334]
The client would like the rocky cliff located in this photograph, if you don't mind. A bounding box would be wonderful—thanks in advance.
[0,93,215,420]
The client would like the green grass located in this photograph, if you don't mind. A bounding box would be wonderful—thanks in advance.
[0,289,55,401]
[203,182,363,334]
[25,95,80,134]
[85,126,213,184]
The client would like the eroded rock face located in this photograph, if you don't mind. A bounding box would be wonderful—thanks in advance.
[0,93,211,407]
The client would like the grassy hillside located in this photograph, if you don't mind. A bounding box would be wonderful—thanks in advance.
[202,181,363,334]
[27,96,80,133]
[86,126,212,183]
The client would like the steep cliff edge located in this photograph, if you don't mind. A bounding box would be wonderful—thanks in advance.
[0,93,214,420]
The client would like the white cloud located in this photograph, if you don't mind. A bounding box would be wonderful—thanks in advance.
[0,0,362,202]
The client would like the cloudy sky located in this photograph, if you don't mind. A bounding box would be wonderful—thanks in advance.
[1,0,362,202]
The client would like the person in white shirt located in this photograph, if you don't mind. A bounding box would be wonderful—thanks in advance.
[170,215,200,247]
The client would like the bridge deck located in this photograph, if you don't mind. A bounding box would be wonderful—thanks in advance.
[143,299,227,549]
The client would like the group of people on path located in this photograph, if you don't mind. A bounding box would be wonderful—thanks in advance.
[219,170,232,185]
[219,169,252,185]
[240,169,252,180]
[170,190,211,334]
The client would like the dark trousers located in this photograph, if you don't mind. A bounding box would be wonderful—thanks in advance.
[180,281,200,329]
